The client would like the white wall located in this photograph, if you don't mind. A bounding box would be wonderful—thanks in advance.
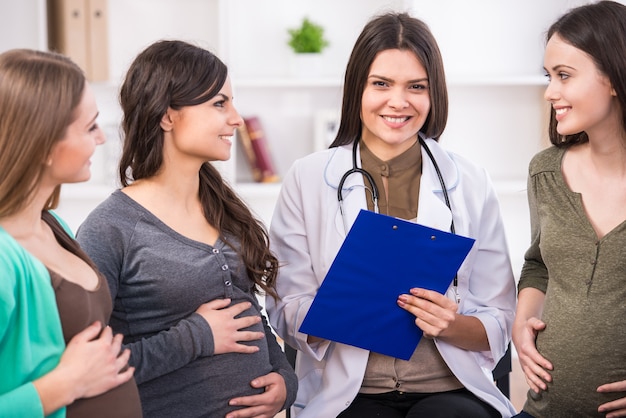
[0,0,46,51]
[106,0,220,84]
[409,0,591,78]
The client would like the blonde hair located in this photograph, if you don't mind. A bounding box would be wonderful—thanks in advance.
[0,49,85,217]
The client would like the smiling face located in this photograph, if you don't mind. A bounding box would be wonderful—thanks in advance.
[163,77,243,165]
[360,48,430,161]
[45,82,105,185]
[544,34,619,140]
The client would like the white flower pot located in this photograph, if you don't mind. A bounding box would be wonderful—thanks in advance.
[289,52,323,77]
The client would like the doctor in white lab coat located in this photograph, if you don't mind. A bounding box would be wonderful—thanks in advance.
[266,12,517,418]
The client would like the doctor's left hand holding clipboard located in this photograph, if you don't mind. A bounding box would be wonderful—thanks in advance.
[299,209,475,360]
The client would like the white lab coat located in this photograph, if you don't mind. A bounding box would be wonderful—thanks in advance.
[267,138,517,418]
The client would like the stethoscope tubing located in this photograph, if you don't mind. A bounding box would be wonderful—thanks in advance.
[337,136,453,229]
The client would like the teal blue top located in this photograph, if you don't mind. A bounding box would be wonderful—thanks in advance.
[0,212,68,418]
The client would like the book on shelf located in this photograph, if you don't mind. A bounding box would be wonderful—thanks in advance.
[237,116,280,183]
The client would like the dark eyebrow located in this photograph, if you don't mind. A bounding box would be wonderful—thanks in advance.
[368,74,428,83]
[544,64,576,72]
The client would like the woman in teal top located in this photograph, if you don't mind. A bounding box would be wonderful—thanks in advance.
[0,49,140,417]
[0,224,66,417]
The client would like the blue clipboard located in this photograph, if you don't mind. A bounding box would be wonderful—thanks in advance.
[299,209,475,360]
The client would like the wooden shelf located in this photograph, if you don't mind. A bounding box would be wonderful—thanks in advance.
[448,74,547,86]
[232,75,547,89]
[234,182,282,198]
[232,77,343,89]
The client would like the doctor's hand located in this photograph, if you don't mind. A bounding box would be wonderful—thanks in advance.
[397,288,457,339]
[195,298,264,355]
[512,315,552,393]
[397,288,490,352]
[598,380,626,417]
[226,372,287,418]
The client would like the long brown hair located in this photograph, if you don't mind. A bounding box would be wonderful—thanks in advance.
[0,49,85,217]
[331,12,448,148]
[118,40,278,298]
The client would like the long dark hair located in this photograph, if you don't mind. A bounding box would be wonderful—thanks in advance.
[119,40,278,298]
[546,0,626,147]
[330,12,448,148]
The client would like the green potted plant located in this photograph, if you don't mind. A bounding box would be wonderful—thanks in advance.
[287,17,329,77]
[287,17,329,53]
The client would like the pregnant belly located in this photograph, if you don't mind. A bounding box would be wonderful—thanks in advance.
[532,308,626,416]
[139,350,273,417]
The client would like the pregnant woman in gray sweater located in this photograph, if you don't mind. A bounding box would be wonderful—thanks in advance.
[77,40,297,418]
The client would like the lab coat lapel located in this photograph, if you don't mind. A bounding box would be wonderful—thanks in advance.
[327,140,458,235]
[416,139,457,232]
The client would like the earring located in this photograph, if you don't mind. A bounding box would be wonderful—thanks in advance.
[46,158,53,167]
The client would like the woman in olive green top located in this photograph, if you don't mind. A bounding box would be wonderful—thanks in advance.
[512,2,626,417]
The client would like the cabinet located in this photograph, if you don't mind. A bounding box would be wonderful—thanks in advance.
[2,0,590,277]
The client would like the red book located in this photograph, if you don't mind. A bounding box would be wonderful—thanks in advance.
[237,116,280,183]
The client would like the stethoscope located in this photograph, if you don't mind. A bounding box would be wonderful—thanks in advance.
[337,135,460,303]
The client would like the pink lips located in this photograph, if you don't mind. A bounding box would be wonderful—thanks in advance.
[553,106,569,122]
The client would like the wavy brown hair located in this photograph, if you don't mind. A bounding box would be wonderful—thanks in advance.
[118,40,278,298]
[0,49,85,217]
[546,0,626,148]
[330,12,448,148]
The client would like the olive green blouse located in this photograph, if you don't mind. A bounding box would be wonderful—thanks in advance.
[519,146,626,417]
